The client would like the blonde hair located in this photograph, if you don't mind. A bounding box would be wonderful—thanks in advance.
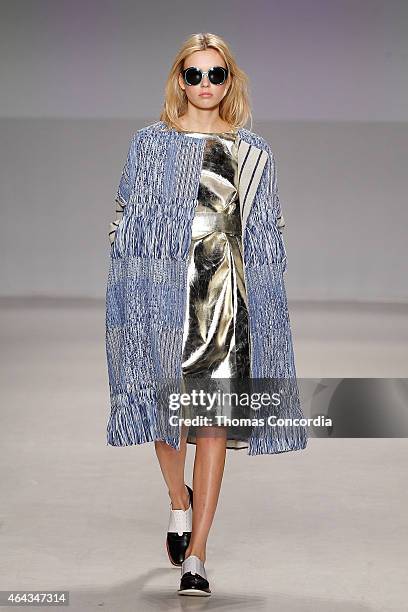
[159,33,253,131]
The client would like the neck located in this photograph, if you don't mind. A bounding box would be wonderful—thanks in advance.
[176,111,233,134]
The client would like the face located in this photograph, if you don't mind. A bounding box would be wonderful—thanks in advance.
[178,48,231,110]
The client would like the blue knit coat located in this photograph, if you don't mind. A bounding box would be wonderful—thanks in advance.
[105,120,308,456]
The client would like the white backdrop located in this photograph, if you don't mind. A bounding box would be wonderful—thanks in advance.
[0,0,407,300]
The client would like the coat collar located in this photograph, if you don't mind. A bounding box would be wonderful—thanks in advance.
[156,121,268,231]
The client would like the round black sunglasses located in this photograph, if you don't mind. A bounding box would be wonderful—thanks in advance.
[181,66,229,86]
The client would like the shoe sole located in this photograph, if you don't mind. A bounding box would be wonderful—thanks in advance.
[178,589,211,596]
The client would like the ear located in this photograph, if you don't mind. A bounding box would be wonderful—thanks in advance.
[178,71,185,93]
[222,76,231,98]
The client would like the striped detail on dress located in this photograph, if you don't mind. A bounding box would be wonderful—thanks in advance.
[236,138,268,234]
[109,198,126,245]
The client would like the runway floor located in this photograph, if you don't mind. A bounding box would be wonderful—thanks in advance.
[0,297,407,611]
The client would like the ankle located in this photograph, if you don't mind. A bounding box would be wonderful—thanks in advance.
[185,547,206,563]
[169,484,190,510]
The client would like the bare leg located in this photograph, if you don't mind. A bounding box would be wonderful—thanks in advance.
[154,424,191,510]
[185,426,227,563]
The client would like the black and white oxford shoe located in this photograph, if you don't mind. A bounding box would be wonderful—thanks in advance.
[178,554,211,596]
[166,484,193,566]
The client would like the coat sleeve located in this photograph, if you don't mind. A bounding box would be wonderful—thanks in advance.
[267,147,288,274]
[109,133,137,246]
[269,151,286,234]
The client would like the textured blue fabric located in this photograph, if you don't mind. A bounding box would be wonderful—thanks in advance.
[105,121,308,455]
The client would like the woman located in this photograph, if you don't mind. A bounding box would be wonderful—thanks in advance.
[105,32,308,597]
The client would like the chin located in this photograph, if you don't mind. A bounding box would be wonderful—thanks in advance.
[194,98,220,109]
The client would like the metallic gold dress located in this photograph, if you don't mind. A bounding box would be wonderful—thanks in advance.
[180,130,252,450]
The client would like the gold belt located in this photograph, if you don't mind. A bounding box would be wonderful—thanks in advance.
[191,211,242,237]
